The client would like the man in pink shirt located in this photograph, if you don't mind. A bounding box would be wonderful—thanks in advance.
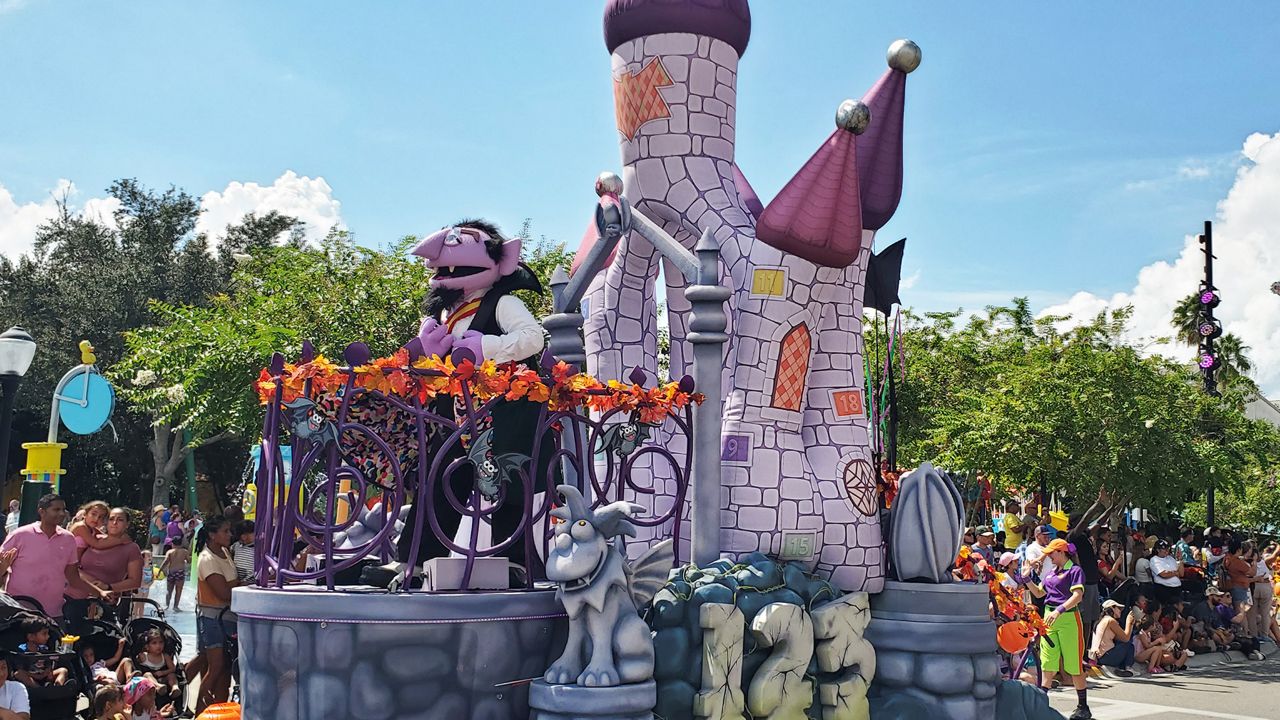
[0,494,111,622]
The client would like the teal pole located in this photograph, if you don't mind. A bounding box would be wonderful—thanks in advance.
[183,430,196,512]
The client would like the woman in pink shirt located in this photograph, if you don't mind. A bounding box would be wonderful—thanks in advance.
[68,501,133,560]
[65,508,143,627]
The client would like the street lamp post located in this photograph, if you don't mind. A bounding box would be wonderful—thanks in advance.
[0,327,37,497]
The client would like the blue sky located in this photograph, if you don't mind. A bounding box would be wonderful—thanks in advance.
[2,1,1279,319]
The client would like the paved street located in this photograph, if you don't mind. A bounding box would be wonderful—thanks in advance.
[1049,653,1280,719]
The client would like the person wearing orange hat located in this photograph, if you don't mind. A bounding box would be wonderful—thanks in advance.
[1029,538,1091,720]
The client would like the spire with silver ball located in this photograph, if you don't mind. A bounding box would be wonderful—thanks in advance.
[887,38,922,74]
[836,99,871,134]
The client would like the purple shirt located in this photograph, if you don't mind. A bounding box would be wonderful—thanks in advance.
[0,523,78,618]
[1042,559,1085,608]
[1213,603,1234,628]
[67,542,141,599]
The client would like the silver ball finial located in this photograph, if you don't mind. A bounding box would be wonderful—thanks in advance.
[595,171,624,197]
[835,99,871,134]
[887,39,922,73]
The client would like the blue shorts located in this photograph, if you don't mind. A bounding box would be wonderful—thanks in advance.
[196,613,234,651]
[1229,587,1250,604]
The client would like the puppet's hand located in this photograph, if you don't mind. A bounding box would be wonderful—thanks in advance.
[418,318,454,359]
[451,331,485,365]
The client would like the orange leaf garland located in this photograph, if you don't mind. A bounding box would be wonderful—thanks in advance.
[256,352,699,420]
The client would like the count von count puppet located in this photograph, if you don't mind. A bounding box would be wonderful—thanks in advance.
[365,219,556,588]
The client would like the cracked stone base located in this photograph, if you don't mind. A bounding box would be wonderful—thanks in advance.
[529,680,656,720]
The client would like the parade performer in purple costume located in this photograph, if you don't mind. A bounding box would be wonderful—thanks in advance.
[1030,538,1092,720]
[367,220,553,588]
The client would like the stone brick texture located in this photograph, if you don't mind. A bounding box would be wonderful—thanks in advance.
[581,32,883,592]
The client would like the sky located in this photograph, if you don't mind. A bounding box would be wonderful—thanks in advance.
[2,2,1279,392]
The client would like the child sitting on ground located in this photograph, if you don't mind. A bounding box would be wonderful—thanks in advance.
[123,676,174,720]
[93,684,127,720]
[13,618,68,687]
[80,638,126,689]
[116,630,178,704]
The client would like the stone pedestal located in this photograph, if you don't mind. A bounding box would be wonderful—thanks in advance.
[529,680,656,720]
[233,585,567,720]
[865,581,999,720]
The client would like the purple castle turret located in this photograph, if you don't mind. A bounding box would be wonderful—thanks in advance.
[579,0,919,592]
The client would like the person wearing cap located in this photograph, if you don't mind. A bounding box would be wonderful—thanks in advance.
[1089,598,1136,677]
[148,506,168,560]
[1025,525,1058,579]
[997,551,1032,591]
[1001,500,1025,551]
[1028,538,1091,719]
[1149,540,1184,606]
[971,526,996,566]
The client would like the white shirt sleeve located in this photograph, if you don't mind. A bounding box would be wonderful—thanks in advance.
[5,680,31,714]
[481,295,547,365]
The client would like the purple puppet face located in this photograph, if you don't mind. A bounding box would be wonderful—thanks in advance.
[411,225,522,295]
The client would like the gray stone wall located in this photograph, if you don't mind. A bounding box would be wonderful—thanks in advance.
[234,586,567,720]
[864,581,1000,720]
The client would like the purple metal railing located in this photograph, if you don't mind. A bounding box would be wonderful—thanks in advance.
[252,343,692,592]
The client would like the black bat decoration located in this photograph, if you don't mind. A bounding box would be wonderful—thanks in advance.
[467,427,530,502]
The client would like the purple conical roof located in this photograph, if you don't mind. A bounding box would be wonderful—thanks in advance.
[856,69,907,231]
[604,0,751,56]
[755,129,863,268]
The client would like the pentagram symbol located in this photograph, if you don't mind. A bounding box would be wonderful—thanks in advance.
[843,459,878,517]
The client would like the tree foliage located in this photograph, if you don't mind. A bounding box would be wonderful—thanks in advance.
[866,300,1280,522]
[0,181,218,507]
[114,222,572,446]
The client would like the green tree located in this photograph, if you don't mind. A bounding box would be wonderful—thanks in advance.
[1171,292,1202,348]
[869,301,1280,519]
[115,221,569,453]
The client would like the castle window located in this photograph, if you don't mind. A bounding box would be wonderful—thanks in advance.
[770,323,811,411]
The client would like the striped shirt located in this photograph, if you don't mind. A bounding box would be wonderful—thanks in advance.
[230,541,255,583]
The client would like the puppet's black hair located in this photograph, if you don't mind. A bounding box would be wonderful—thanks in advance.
[454,218,507,265]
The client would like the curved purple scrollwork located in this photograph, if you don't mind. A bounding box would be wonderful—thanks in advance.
[252,355,692,593]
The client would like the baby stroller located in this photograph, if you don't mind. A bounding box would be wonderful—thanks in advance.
[0,593,92,720]
[217,606,240,704]
[122,598,190,714]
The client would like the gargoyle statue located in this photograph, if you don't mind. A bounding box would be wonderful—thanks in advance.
[544,484,674,687]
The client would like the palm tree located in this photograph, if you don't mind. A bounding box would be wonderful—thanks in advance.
[1214,333,1255,389]
[1171,292,1201,347]
[1170,293,1255,390]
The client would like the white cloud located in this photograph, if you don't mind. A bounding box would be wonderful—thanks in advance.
[196,171,344,246]
[1041,131,1280,395]
[900,269,921,291]
[0,0,29,14]
[0,180,120,261]
[1,170,344,261]
[1177,163,1211,179]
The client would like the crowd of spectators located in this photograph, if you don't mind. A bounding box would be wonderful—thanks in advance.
[0,494,256,718]
[961,495,1278,720]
